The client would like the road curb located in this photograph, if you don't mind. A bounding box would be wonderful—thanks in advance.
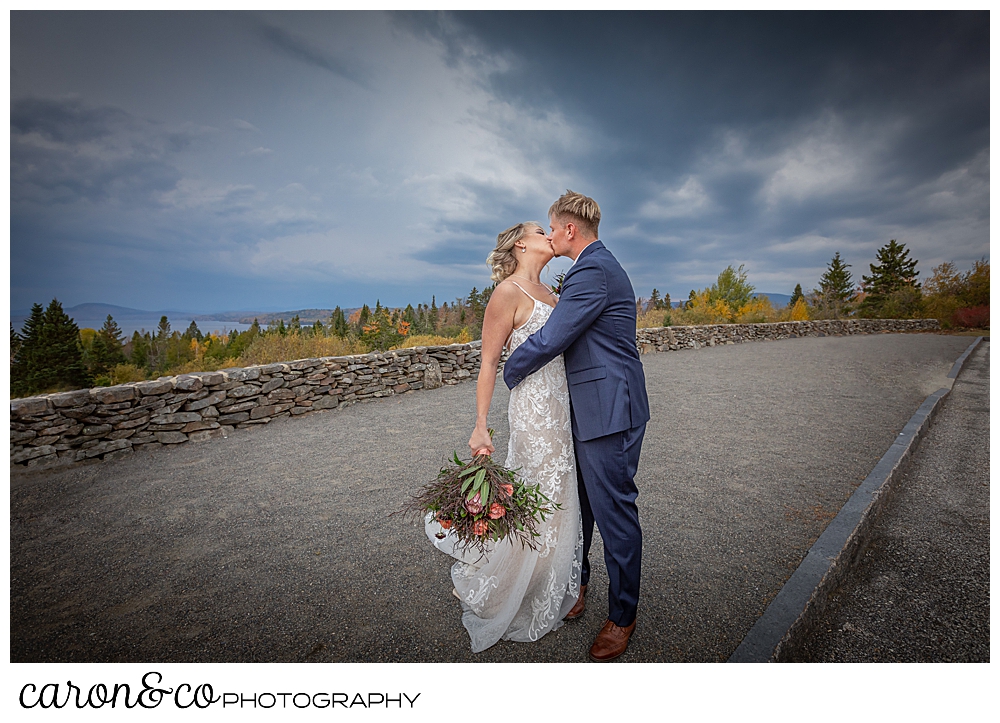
[727,336,984,662]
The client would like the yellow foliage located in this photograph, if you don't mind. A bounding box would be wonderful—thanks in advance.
[788,297,810,321]
[79,328,97,348]
[734,296,776,324]
[686,290,731,324]
[455,327,473,344]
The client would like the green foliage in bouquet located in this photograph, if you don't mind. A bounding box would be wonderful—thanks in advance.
[402,442,560,559]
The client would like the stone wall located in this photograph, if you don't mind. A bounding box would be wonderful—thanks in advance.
[636,318,940,353]
[10,342,482,469]
[10,319,940,468]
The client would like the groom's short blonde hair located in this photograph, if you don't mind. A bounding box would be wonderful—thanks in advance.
[549,190,600,239]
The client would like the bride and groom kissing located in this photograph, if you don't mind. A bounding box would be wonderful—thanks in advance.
[425,190,650,662]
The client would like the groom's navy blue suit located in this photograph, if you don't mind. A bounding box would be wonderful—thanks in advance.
[503,240,649,627]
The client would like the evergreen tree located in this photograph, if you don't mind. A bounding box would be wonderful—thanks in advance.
[789,283,804,307]
[403,304,416,326]
[817,253,854,319]
[183,320,203,341]
[685,290,696,310]
[647,288,662,313]
[11,303,44,397]
[429,296,438,332]
[11,322,22,365]
[860,240,921,318]
[356,304,371,336]
[13,299,91,394]
[128,330,149,369]
[149,316,172,371]
[312,320,325,336]
[663,293,672,310]
[88,314,127,376]
[329,307,348,338]
[289,315,301,333]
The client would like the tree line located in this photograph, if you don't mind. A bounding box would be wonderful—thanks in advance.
[11,242,987,399]
[10,286,496,398]
[636,240,989,330]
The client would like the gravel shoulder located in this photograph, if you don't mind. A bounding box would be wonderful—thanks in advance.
[10,332,972,662]
[790,340,989,662]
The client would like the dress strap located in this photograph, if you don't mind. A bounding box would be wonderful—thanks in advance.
[508,280,536,300]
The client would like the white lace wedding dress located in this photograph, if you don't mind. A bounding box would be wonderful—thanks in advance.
[425,287,584,653]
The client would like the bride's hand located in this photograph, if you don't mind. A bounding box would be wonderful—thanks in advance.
[469,427,494,457]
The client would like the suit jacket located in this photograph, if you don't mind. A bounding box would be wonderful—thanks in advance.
[503,240,650,442]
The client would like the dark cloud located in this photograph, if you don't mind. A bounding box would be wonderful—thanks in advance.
[8,11,989,312]
[254,19,370,87]
[10,97,183,206]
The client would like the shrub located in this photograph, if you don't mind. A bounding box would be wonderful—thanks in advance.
[951,306,989,329]
[109,364,149,384]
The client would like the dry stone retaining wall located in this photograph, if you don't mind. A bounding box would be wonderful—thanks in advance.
[10,319,939,468]
[10,343,481,469]
[636,318,939,353]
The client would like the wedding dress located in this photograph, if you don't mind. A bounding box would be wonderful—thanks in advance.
[425,282,584,653]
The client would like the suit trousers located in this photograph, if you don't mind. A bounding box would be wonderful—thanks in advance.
[575,422,645,627]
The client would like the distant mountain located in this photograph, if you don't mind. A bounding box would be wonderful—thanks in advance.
[67,303,197,320]
[192,308,360,324]
[757,293,792,307]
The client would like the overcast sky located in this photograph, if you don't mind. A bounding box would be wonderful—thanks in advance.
[10,11,989,313]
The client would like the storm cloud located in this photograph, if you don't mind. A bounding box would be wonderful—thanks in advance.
[9,11,989,313]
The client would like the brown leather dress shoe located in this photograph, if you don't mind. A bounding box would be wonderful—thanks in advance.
[588,618,636,662]
[564,584,587,620]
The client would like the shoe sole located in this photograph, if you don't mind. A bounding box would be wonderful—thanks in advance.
[588,645,628,663]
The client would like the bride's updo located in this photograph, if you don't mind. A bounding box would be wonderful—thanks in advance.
[487,222,541,283]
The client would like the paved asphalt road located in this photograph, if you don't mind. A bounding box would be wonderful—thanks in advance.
[792,340,989,662]
[10,332,973,663]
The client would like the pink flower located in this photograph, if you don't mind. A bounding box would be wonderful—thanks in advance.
[500,483,514,497]
[488,503,506,519]
[436,515,453,530]
[472,519,488,536]
[465,492,483,515]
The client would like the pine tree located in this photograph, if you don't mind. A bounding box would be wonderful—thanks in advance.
[88,314,127,376]
[289,315,301,333]
[330,307,348,338]
[11,303,44,397]
[817,253,854,319]
[11,322,22,366]
[356,304,371,336]
[14,299,92,394]
[149,316,172,371]
[860,240,921,318]
[663,293,672,310]
[183,320,203,341]
[789,283,804,307]
[648,288,662,312]
[128,330,149,369]
[429,296,438,333]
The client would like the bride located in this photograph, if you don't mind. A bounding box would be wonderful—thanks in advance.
[425,221,584,653]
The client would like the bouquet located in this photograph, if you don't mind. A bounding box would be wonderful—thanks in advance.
[403,448,560,559]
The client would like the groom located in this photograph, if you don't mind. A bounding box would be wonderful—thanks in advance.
[503,190,650,662]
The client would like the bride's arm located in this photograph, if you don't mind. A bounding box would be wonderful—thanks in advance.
[469,284,518,456]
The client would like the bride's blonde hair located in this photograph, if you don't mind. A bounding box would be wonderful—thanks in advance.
[487,222,541,283]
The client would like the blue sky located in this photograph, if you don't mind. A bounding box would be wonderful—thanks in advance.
[9,11,990,313]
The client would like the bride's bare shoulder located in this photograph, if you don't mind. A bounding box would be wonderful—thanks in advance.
[487,279,523,306]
